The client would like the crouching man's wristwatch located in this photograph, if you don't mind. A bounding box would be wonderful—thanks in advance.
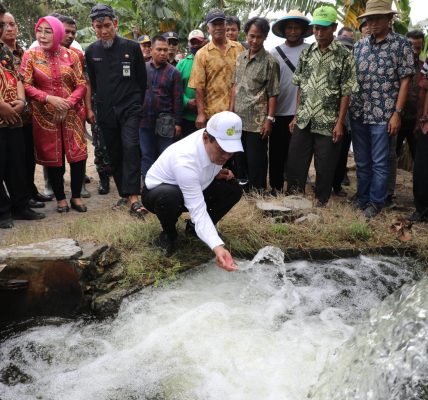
[394,108,403,117]
[266,115,275,123]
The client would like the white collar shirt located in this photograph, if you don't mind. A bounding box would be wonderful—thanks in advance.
[145,129,224,249]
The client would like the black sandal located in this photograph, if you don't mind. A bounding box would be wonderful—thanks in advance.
[129,201,148,219]
[0,218,14,229]
[70,199,87,213]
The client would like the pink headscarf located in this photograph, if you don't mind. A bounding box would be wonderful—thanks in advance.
[35,16,65,52]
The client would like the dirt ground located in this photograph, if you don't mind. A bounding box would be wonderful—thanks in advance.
[0,138,417,245]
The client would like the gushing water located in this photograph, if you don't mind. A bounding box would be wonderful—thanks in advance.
[0,247,425,400]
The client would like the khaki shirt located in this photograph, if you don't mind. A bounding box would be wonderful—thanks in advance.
[233,48,280,132]
[293,40,358,136]
[189,39,244,118]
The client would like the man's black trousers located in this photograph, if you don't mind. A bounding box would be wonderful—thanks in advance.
[99,113,141,197]
[142,179,242,239]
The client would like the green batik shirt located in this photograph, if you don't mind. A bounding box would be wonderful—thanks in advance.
[292,40,358,136]
[233,48,280,132]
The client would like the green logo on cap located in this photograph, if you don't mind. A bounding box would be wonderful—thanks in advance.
[226,127,235,136]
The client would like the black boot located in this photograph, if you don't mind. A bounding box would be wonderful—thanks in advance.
[98,173,110,195]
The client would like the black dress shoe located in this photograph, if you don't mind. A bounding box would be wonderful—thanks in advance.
[70,200,87,212]
[408,210,428,222]
[154,231,176,256]
[29,198,46,208]
[185,219,197,237]
[33,192,54,202]
[98,175,110,195]
[12,208,45,220]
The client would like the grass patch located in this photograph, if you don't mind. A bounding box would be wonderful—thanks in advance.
[348,221,372,242]
[2,193,427,286]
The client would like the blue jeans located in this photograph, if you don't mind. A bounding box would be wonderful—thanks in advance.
[351,118,390,207]
[139,126,174,178]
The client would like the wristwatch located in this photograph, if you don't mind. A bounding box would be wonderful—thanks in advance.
[266,115,275,122]
[394,108,403,117]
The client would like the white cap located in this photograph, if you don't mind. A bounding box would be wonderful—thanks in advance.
[206,111,243,153]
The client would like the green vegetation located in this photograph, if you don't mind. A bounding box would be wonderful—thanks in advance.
[3,195,427,287]
[347,221,371,242]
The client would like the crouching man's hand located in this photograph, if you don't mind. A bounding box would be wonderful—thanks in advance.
[216,168,234,180]
[213,245,238,271]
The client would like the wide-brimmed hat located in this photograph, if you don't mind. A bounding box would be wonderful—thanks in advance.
[272,10,312,39]
[357,0,397,19]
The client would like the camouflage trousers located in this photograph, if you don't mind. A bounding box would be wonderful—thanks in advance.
[91,122,112,176]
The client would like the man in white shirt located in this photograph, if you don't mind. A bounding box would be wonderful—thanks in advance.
[269,10,311,195]
[142,111,243,271]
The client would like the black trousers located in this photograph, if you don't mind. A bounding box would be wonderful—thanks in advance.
[269,115,294,192]
[142,179,242,239]
[332,129,352,192]
[181,118,197,138]
[287,124,341,204]
[0,127,30,219]
[99,113,141,197]
[235,130,268,190]
[413,131,428,213]
[396,117,416,159]
[23,123,39,197]
[47,159,86,201]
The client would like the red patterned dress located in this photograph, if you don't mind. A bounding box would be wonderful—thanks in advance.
[20,46,87,166]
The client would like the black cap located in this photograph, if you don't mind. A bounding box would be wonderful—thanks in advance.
[205,9,226,24]
[336,35,354,49]
[162,32,179,40]
[89,4,116,20]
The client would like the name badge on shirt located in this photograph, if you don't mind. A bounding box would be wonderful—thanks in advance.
[122,62,131,77]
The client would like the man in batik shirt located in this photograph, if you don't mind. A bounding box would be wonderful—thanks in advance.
[350,0,414,218]
[287,5,357,207]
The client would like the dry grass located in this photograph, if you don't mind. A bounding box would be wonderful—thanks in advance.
[2,190,428,286]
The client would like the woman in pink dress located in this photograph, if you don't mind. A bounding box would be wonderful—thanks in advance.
[21,16,87,213]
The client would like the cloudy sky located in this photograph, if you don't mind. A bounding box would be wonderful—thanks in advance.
[264,0,427,50]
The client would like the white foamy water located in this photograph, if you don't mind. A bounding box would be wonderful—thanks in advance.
[0,248,423,400]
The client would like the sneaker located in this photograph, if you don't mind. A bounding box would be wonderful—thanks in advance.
[384,195,397,209]
[81,184,91,198]
[342,174,350,186]
[154,231,176,256]
[333,188,347,197]
[408,210,428,223]
[185,219,197,237]
[43,186,54,198]
[350,199,366,211]
[12,208,45,220]
[363,203,380,219]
